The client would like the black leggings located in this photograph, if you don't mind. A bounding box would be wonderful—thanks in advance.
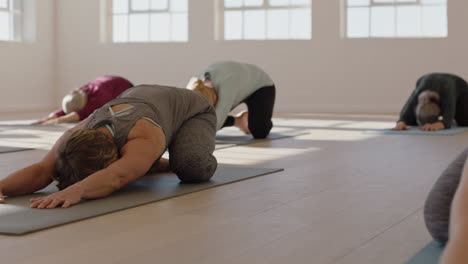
[222,85,276,139]
[456,91,468,126]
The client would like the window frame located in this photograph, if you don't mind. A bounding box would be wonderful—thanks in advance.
[0,0,23,42]
[216,0,312,41]
[342,0,448,39]
[104,0,189,43]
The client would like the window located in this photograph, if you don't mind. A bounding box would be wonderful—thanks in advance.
[108,0,188,43]
[345,0,447,38]
[0,0,23,41]
[219,0,312,40]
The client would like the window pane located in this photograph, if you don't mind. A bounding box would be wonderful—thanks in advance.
[291,0,311,5]
[396,0,417,3]
[150,0,167,10]
[129,14,149,41]
[150,13,170,41]
[290,8,311,39]
[244,10,266,39]
[171,13,188,41]
[0,0,7,9]
[347,0,370,6]
[225,0,242,8]
[370,6,395,37]
[244,0,263,6]
[113,0,129,13]
[0,11,10,41]
[225,10,242,40]
[396,6,420,37]
[267,9,289,39]
[131,0,150,11]
[422,5,447,37]
[170,0,188,12]
[113,15,129,42]
[347,7,369,38]
[269,0,289,6]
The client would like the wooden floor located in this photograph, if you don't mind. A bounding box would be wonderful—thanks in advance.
[1,112,467,264]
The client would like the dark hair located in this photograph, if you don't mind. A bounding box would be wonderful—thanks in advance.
[415,91,441,126]
[54,128,118,190]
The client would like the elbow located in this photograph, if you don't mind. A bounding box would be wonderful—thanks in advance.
[111,170,140,192]
[109,177,124,193]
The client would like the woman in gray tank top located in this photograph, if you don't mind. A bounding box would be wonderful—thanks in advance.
[0,85,217,209]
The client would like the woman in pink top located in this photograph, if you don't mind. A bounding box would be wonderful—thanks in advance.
[35,76,134,124]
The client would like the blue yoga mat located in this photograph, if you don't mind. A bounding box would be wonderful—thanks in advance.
[405,241,443,264]
[365,126,468,136]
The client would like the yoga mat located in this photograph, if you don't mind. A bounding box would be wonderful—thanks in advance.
[0,167,283,235]
[405,241,443,264]
[0,146,33,154]
[215,128,308,150]
[365,126,468,136]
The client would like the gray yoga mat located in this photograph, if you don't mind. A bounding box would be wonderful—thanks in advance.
[0,167,283,235]
[215,129,308,150]
[0,146,33,154]
[405,241,443,264]
[365,126,468,136]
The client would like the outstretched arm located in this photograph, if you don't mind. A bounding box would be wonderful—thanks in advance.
[34,112,80,125]
[42,112,80,125]
[33,112,58,125]
[29,126,166,209]
[0,119,88,202]
[439,157,468,264]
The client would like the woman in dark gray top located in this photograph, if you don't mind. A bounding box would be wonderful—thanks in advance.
[0,85,217,208]
[393,73,468,131]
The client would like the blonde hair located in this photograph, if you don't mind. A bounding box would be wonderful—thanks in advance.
[62,90,87,114]
[187,78,217,105]
[54,129,118,190]
[415,91,441,126]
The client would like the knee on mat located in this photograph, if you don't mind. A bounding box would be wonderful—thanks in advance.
[172,154,217,183]
[249,123,272,139]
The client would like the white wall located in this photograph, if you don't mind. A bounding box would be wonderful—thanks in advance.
[0,0,55,112]
[11,0,468,114]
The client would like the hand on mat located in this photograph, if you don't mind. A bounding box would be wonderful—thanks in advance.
[419,122,445,131]
[0,191,4,204]
[30,187,82,209]
[41,118,60,125]
[33,114,58,125]
[32,119,49,125]
[392,121,408,131]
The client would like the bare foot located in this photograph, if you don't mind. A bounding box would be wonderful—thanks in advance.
[234,111,251,135]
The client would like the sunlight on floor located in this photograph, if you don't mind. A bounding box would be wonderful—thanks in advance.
[273,118,353,128]
[335,121,394,129]
[273,118,395,131]
[0,129,62,150]
[0,140,52,150]
[295,129,380,142]
[216,146,319,165]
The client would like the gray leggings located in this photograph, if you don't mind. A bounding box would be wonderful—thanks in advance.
[424,147,468,245]
[168,110,218,183]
